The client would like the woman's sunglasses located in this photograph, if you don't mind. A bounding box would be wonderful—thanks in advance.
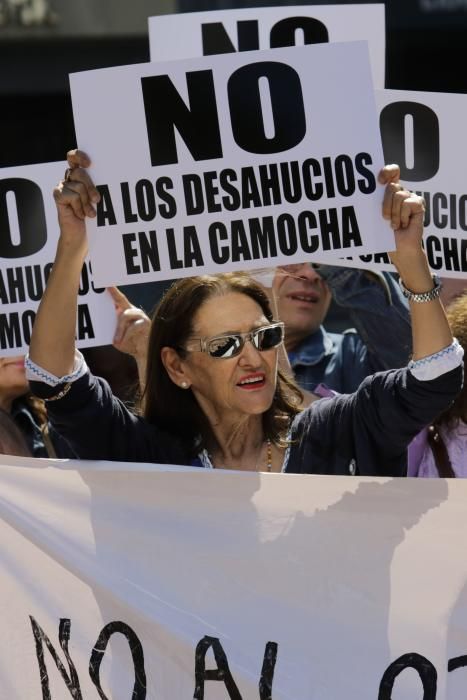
[184,322,285,359]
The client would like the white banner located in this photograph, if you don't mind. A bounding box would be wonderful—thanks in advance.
[69,42,391,287]
[148,4,386,88]
[1,455,467,699]
[333,89,467,278]
[0,161,116,355]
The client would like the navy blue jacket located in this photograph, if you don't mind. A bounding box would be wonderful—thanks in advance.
[11,397,75,458]
[30,362,462,477]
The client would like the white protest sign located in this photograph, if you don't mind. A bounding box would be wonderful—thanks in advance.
[0,161,116,356]
[334,89,467,278]
[148,4,386,89]
[0,456,466,699]
[70,42,392,287]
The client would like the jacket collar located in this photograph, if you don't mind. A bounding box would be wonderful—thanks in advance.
[288,326,335,367]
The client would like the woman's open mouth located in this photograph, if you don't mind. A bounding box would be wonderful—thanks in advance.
[237,373,266,390]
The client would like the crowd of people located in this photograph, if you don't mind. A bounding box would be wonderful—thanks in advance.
[0,150,463,478]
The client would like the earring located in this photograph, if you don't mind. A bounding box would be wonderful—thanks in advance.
[181,381,189,389]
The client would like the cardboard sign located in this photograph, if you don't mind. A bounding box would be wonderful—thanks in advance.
[335,89,467,278]
[0,161,116,355]
[148,4,386,88]
[70,42,392,287]
[0,456,467,699]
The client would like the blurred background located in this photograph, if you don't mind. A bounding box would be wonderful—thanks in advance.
[1,0,466,321]
[2,0,467,170]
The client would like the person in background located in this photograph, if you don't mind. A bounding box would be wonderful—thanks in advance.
[440,277,467,307]
[81,286,154,406]
[0,408,31,457]
[0,354,71,457]
[108,286,150,387]
[408,291,467,477]
[0,292,146,456]
[270,262,412,394]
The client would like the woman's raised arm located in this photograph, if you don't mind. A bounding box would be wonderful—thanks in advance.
[379,165,453,360]
[29,150,100,377]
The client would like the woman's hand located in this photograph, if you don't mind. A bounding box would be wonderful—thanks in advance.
[53,149,100,256]
[378,164,426,273]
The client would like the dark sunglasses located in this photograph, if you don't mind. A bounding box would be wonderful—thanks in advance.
[184,322,285,359]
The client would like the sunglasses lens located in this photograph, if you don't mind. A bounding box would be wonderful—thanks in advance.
[205,325,283,358]
[208,335,242,358]
[255,325,283,350]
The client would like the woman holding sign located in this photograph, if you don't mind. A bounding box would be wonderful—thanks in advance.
[26,151,462,476]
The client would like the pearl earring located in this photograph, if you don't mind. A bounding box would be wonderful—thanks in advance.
[181,381,188,389]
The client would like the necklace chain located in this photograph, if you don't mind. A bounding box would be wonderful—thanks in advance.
[266,438,272,472]
[254,438,272,472]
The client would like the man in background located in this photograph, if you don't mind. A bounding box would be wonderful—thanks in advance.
[273,264,411,393]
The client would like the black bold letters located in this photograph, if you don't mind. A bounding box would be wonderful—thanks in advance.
[228,62,306,154]
[378,652,437,700]
[142,71,223,166]
[0,179,47,257]
[200,16,329,55]
[259,642,278,700]
[194,636,242,700]
[89,621,146,700]
[380,101,440,181]
[202,20,260,55]
[270,17,329,47]
[30,617,82,700]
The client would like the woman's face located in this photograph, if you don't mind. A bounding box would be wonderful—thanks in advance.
[0,356,28,409]
[182,292,279,424]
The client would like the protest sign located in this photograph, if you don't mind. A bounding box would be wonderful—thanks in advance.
[0,455,466,699]
[0,161,116,355]
[148,4,386,88]
[69,42,391,287]
[335,89,467,278]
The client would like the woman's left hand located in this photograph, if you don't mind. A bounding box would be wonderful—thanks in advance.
[378,164,426,267]
[378,165,453,361]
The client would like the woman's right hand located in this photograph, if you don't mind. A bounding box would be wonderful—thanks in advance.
[53,149,101,255]
[28,149,101,377]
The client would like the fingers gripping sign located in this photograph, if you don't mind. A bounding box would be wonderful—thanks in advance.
[53,150,101,252]
[378,165,426,263]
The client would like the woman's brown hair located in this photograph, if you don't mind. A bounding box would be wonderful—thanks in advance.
[428,292,467,477]
[142,273,303,455]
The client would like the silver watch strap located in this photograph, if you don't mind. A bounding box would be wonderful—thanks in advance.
[398,274,442,303]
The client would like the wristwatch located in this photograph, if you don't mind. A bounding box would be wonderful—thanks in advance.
[398,274,442,303]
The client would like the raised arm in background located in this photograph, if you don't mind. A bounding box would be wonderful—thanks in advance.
[108,286,150,390]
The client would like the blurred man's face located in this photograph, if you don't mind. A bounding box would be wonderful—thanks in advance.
[273,264,332,351]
